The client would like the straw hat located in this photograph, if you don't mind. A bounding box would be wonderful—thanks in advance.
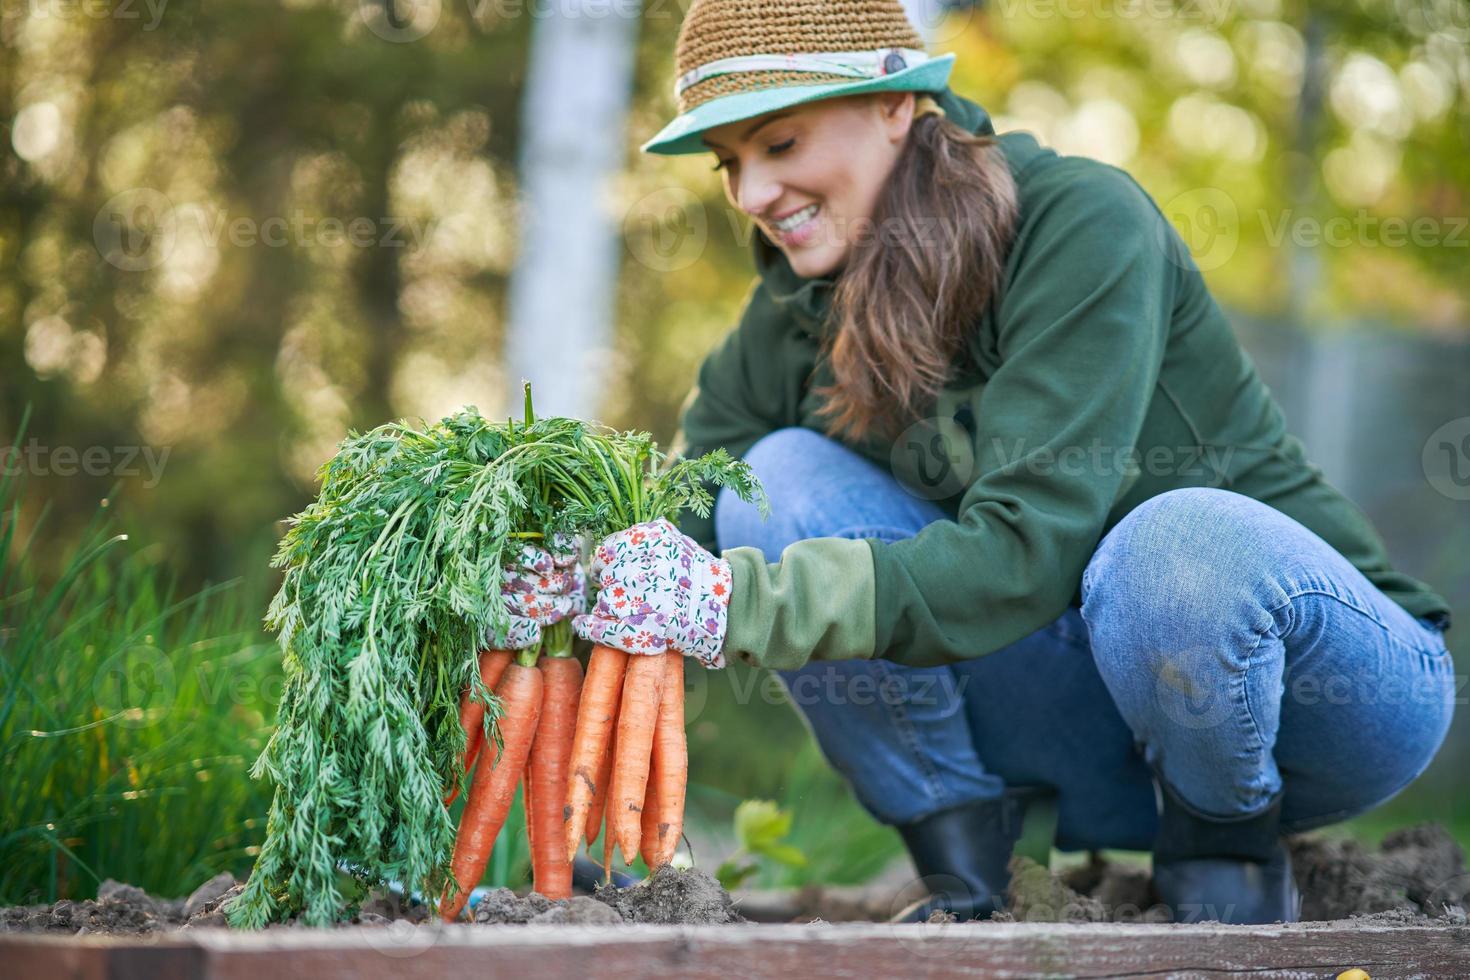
[640,0,957,156]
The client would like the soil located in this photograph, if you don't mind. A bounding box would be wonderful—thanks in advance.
[593,865,742,924]
[3,823,1465,936]
[997,822,1470,926]
[0,874,244,935]
[471,867,737,925]
[0,865,735,935]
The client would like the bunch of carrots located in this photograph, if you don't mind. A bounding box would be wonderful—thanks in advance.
[233,385,762,927]
[437,635,688,919]
[563,646,687,874]
[436,390,767,920]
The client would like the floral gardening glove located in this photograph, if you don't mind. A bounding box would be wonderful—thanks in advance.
[572,518,733,669]
[491,532,586,650]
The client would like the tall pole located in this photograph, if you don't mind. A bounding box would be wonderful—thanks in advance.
[505,2,642,420]
[1288,12,1358,496]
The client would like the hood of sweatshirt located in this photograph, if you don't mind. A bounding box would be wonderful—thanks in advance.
[750,86,1001,332]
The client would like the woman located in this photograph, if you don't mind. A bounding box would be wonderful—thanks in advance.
[525,0,1457,923]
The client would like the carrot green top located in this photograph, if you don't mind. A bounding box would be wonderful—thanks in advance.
[671,87,1453,671]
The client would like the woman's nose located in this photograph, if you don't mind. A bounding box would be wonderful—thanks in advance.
[735,167,782,218]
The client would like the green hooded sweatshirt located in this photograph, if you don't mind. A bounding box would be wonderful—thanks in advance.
[670,87,1453,672]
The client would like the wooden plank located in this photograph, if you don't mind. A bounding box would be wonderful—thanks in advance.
[3,940,107,980]
[3,921,1467,980]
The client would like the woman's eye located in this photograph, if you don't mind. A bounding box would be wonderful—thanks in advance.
[767,138,795,156]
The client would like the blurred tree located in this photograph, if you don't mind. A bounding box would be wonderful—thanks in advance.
[2,1,533,582]
[1,0,1465,584]
[506,0,640,420]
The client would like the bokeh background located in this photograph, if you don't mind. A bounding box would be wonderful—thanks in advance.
[3,0,1467,903]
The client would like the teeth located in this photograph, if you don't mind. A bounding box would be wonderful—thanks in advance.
[774,204,819,233]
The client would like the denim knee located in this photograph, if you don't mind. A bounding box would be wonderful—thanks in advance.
[1076,487,1290,768]
[1080,487,1288,659]
[714,428,834,556]
[1085,488,1252,595]
[1074,485,1452,820]
[714,426,943,558]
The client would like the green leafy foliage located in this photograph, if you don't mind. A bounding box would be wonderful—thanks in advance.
[0,407,279,904]
[229,392,766,926]
[227,410,526,927]
[715,799,808,892]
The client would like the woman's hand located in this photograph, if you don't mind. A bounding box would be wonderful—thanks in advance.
[493,532,586,650]
[572,518,733,669]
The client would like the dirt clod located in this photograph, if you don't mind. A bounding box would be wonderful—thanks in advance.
[471,887,558,924]
[1289,823,1468,922]
[1060,853,1157,915]
[1005,856,1111,923]
[357,891,429,925]
[184,873,237,919]
[469,887,634,925]
[184,883,246,929]
[594,865,742,924]
[997,822,1468,925]
[531,895,625,925]
[2,879,179,935]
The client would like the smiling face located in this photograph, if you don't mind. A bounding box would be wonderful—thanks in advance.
[701,91,920,280]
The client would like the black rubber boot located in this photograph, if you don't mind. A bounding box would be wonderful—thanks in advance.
[1149,780,1300,924]
[892,793,1028,922]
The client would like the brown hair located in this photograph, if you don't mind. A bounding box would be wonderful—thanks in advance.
[808,100,1020,442]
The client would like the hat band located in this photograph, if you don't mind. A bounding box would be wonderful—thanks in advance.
[674,47,933,99]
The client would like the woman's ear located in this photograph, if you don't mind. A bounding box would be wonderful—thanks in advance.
[876,91,917,144]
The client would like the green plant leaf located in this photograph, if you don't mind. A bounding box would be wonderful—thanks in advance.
[733,799,792,852]
[754,843,807,869]
[715,858,757,892]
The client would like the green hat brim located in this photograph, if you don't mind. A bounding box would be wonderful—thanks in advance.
[640,53,957,156]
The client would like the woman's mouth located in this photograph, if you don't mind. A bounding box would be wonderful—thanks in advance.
[772,204,820,246]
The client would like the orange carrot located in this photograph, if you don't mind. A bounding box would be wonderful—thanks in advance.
[609,653,669,865]
[445,649,513,806]
[600,821,613,888]
[585,732,613,846]
[562,644,629,863]
[527,655,583,899]
[522,760,534,867]
[641,653,687,869]
[639,767,657,869]
[440,658,543,921]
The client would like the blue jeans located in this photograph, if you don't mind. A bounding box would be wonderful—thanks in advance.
[715,428,1457,851]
